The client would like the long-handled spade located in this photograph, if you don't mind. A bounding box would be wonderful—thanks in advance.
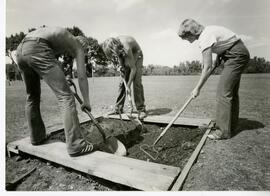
[68,80,127,156]
[140,96,193,160]
[140,65,218,160]
[117,107,128,141]
[120,75,144,129]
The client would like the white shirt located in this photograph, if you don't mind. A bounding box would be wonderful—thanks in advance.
[198,25,240,55]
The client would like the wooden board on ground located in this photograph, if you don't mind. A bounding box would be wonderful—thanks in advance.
[170,127,212,190]
[46,115,102,134]
[7,137,181,191]
[107,114,211,127]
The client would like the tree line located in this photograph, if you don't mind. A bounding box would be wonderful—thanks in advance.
[141,57,270,76]
[6,26,270,81]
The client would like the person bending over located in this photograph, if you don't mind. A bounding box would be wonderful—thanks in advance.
[178,19,250,140]
[16,26,99,156]
[101,36,147,120]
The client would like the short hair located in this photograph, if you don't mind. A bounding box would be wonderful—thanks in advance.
[178,19,204,39]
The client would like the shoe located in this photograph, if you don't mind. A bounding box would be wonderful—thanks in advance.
[69,141,98,157]
[31,133,51,146]
[138,111,147,120]
[207,129,223,140]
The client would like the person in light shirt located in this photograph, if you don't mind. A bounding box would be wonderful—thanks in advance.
[178,19,250,140]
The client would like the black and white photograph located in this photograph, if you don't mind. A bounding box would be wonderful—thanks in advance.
[2,0,270,193]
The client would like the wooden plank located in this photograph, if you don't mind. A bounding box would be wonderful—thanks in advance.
[7,137,180,191]
[46,115,102,134]
[170,127,211,191]
[107,114,211,127]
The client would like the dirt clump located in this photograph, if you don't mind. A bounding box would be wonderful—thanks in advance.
[50,118,205,168]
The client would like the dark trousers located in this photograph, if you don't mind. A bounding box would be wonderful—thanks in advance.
[115,57,146,112]
[216,40,250,138]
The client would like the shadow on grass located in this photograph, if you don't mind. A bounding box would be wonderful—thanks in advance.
[233,118,265,136]
[147,108,172,116]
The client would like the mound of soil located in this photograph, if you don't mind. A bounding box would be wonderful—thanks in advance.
[6,118,204,191]
[50,118,205,168]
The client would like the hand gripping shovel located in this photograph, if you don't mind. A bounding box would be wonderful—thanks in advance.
[140,65,218,160]
[68,80,127,156]
[120,75,144,129]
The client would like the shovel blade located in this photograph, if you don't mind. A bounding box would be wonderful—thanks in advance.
[99,137,127,156]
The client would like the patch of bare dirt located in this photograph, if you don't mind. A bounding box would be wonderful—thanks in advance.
[6,118,204,191]
[51,118,204,168]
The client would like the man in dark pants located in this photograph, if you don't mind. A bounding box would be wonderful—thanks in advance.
[101,36,147,120]
[178,19,250,139]
[16,27,99,156]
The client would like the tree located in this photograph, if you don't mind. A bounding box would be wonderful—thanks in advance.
[6,32,26,54]
[66,26,85,36]
[6,63,22,81]
[244,56,270,73]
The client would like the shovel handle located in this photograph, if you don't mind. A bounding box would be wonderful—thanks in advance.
[82,107,107,142]
[69,81,107,142]
[120,75,132,105]
[152,66,218,146]
[153,96,193,146]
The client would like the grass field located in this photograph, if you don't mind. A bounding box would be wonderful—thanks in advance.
[5,74,270,191]
[6,74,270,143]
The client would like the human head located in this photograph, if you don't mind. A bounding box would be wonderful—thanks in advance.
[178,19,204,43]
[101,37,126,66]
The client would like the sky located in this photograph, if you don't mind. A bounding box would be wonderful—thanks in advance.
[5,0,270,66]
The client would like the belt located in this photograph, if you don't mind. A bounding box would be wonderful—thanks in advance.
[22,37,50,46]
[219,39,242,60]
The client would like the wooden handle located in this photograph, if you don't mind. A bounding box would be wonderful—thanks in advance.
[83,108,107,142]
[69,81,107,142]
[153,96,193,145]
[121,76,132,103]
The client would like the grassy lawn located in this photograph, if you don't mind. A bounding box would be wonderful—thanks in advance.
[5,73,270,191]
[6,74,270,143]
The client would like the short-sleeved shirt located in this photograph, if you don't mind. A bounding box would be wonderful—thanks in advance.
[198,25,240,55]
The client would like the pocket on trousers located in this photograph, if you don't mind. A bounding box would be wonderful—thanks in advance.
[22,49,47,56]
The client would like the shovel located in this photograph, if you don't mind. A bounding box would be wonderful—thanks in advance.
[68,80,127,156]
[140,65,218,160]
[120,74,144,129]
[140,96,193,160]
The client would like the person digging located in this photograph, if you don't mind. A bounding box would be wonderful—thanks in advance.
[16,26,101,157]
[101,36,147,120]
[178,19,250,140]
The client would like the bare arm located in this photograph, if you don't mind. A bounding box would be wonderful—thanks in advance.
[61,31,90,109]
[76,48,90,108]
[191,47,213,98]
